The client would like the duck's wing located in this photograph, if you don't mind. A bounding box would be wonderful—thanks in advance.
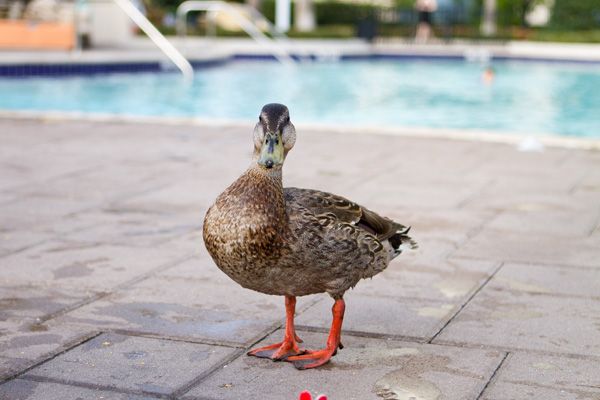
[284,187,417,256]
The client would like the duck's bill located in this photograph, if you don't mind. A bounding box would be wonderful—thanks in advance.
[258,132,284,169]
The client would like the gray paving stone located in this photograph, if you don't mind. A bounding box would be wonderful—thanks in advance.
[481,352,600,400]
[397,235,459,265]
[0,323,95,361]
[111,178,224,213]
[60,210,200,248]
[0,357,31,381]
[0,230,52,257]
[8,162,174,207]
[360,178,486,210]
[464,151,583,194]
[57,269,313,346]
[575,173,600,196]
[0,378,160,400]
[0,196,95,232]
[385,209,496,243]
[489,262,600,298]
[296,294,456,341]
[486,208,599,237]
[2,118,600,397]
[452,228,600,268]
[354,258,498,303]
[0,240,186,291]
[463,191,600,215]
[24,333,236,396]
[183,330,504,400]
[435,267,600,356]
[0,285,97,321]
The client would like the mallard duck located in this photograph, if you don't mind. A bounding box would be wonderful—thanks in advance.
[203,103,416,369]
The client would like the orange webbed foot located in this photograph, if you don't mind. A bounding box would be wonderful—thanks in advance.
[247,338,305,361]
[287,347,337,370]
[288,298,345,370]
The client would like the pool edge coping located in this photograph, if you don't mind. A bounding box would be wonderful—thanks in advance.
[2,110,599,151]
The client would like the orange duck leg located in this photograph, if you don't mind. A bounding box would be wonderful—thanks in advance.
[287,298,345,370]
[247,295,305,360]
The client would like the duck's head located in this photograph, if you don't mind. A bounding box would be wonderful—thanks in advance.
[253,103,296,170]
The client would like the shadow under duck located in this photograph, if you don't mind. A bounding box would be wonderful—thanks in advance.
[203,103,416,370]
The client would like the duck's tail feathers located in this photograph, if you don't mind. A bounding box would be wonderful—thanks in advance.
[387,226,418,259]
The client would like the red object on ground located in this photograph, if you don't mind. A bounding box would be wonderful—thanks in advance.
[299,390,327,400]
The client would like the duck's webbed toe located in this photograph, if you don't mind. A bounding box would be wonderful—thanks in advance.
[287,347,339,369]
[247,337,306,361]
[247,296,305,361]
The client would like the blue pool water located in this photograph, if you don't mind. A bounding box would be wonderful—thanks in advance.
[1,59,599,138]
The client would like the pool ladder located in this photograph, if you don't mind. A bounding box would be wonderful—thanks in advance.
[113,0,195,79]
[176,0,295,66]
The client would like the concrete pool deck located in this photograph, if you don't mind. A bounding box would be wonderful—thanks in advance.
[1,116,600,399]
[2,37,600,69]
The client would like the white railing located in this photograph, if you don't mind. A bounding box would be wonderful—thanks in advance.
[113,0,194,79]
[176,0,294,65]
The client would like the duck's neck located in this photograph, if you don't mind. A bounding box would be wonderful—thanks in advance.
[235,163,285,217]
[233,164,286,234]
[247,163,283,183]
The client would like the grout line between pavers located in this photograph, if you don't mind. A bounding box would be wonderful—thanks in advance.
[168,296,326,397]
[475,352,510,400]
[567,168,591,195]
[22,374,170,399]
[0,181,186,261]
[295,325,428,344]
[586,207,600,237]
[110,328,246,349]
[0,164,99,197]
[1,331,103,384]
[442,209,502,262]
[428,261,505,344]
[449,254,600,272]
[32,254,194,327]
[432,339,600,362]
[454,178,497,210]
[0,239,53,260]
[171,348,247,399]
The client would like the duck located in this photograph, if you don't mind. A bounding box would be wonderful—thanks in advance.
[203,103,416,370]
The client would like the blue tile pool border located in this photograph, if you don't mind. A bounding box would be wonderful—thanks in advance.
[1,52,599,77]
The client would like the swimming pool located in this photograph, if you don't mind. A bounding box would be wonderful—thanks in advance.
[1,58,599,138]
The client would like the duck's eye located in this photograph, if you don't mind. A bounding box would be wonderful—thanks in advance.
[259,115,263,122]
[265,138,268,144]
[275,139,279,145]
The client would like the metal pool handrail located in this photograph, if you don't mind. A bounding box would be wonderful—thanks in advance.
[176,0,295,66]
[113,0,194,79]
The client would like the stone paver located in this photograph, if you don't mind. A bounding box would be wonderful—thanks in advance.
[55,259,314,346]
[24,332,237,397]
[435,263,600,357]
[489,262,600,298]
[59,210,200,248]
[1,118,600,399]
[297,294,456,341]
[481,353,600,400]
[0,323,95,361]
[0,379,159,400]
[0,285,96,321]
[452,229,600,268]
[0,358,31,382]
[354,257,498,303]
[0,240,187,291]
[183,330,504,400]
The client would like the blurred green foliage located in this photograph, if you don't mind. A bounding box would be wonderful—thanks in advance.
[550,0,600,30]
[259,0,379,25]
[148,0,600,42]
